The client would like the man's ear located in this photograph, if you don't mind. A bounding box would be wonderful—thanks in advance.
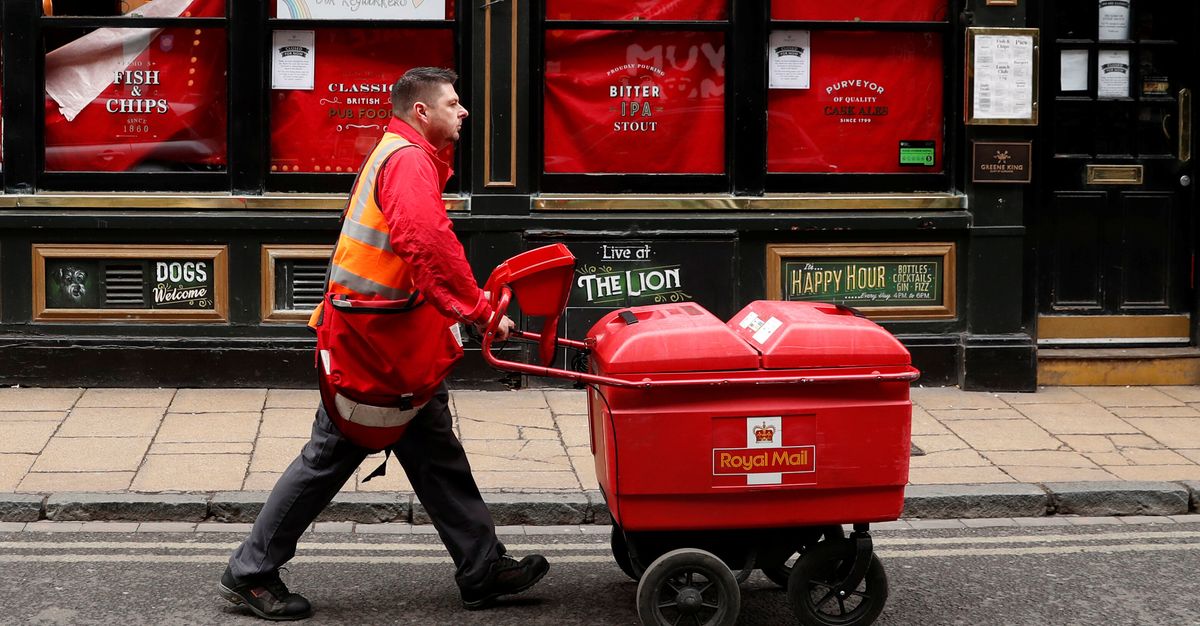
[413,102,428,122]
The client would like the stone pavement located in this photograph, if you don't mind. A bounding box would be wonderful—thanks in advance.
[0,385,1199,524]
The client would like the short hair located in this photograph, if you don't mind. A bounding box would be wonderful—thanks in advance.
[391,67,459,116]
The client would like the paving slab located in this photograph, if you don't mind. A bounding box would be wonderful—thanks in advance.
[76,388,175,408]
[130,454,248,492]
[0,422,59,454]
[910,387,1008,410]
[260,408,315,438]
[909,449,993,468]
[473,471,580,490]
[981,451,1099,468]
[33,437,151,472]
[1103,465,1200,481]
[18,472,134,493]
[1002,466,1117,483]
[169,389,266,413]
[1016,404,1139,435]
[910,408,952,436]
[995,387,1090,404]
[453,391,548,419]
[1072,386,1184,407]
[1058,435,1117,453]
[264,389,320,409]
[1045,481,1189,516]
[907,466,1014,484]
[149,442,254,455]
[925,408,1026,421]
[902,483,1048,519]
[0,388,82,411]
[0,411,68,422]
[249,438,308,473]
[944,419,1063,451]
[156,412,261,443]
[1110,406,1200,418]
[45,493,207,522]
[58,407,163,438]
[1124,418,1200,449]
[1156,386,1200,403]
[544,390,587,415]
[0,455,36,491]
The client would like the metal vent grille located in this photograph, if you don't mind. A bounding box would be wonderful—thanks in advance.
[103,264,145,307]
[278,259,327,310]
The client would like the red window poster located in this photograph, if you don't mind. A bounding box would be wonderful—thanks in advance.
[543,30,726,174]
[269,29,455,174]
[772,0,948,22]
[547,0,726,21]
[43,0,227,172]
[767,31,944,174]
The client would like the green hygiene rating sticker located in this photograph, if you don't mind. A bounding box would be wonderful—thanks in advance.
[899,140,937,166]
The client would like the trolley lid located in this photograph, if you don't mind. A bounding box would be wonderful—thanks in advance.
[588,303,761,375]
[728,301,911,369]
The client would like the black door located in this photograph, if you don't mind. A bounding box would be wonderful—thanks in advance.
[1039,0,1195,343]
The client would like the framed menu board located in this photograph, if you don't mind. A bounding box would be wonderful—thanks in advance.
[965,27,1040,126]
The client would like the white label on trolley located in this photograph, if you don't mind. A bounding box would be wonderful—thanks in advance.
[739,311,762,330]
[752,317,783,344]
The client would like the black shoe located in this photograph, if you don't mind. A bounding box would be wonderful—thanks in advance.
[460,554,550,610]
[219,566,313,621]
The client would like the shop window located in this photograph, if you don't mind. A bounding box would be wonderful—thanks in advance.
[771,1,947,22]
[269,29,455,175]
[44,0,224,17]
[542,29,727,176]
[767,31,944,174]
[267,2,459,192]
[41,0,227,173]
[765,3,950,187]
[546,0,726,21]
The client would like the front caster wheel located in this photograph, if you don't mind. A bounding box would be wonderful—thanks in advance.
[761,525,845,588]
[636,548,740,626]
[788,540,887,626]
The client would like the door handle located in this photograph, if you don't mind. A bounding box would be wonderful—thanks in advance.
[1180,88,1192,163]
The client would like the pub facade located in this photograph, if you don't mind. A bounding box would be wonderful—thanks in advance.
[0,0,1195,391]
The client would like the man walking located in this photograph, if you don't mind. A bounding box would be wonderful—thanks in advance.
[219,67,549,621]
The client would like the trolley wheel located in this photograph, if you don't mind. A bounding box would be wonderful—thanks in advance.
[636,548,741,626]
[611,526,640,581]
[787,540,888,626]
[761,525,845,588]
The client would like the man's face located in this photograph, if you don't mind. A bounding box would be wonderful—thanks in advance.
[418,82,468,149]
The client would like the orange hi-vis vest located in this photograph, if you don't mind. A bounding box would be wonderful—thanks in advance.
[309,133,422,329]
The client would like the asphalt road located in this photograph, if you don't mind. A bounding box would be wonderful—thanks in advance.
[1,522,1198,625]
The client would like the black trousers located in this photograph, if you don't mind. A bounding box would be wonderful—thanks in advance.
[228,384,504,590]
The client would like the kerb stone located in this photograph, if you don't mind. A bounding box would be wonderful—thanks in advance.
[1177,481,1200,513]
[45,493,206,521]
[315,493,408,523]
[0,494,45,522]
[208,492,270,523]
[1046,481,1190,516]
[414,493,588,526]
[585,490,611,525]
[903,484,1049,519]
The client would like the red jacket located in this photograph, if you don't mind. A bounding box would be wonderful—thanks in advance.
[375,117,492,327]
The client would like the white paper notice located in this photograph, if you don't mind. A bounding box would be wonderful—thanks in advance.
[276,0,445,20]
[769,31,811,90]
[1098,0,1131,41]
[272,30,315,90]
[972,34,1035,120]
[1060,50,1089,91]
[1097,49,1131,98]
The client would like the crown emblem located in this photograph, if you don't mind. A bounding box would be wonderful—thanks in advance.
[994,150,1011,163]
[754,422,776,443]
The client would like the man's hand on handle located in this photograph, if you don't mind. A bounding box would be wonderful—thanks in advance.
[476,314,515,342]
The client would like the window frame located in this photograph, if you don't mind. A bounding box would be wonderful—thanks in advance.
[761,7,961,193]
[533,3,736,194]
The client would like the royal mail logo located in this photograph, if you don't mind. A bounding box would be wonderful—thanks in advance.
[753,422,776,443]
[713,446,816,476]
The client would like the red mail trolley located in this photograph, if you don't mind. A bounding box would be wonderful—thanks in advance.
[482,244,918,626]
